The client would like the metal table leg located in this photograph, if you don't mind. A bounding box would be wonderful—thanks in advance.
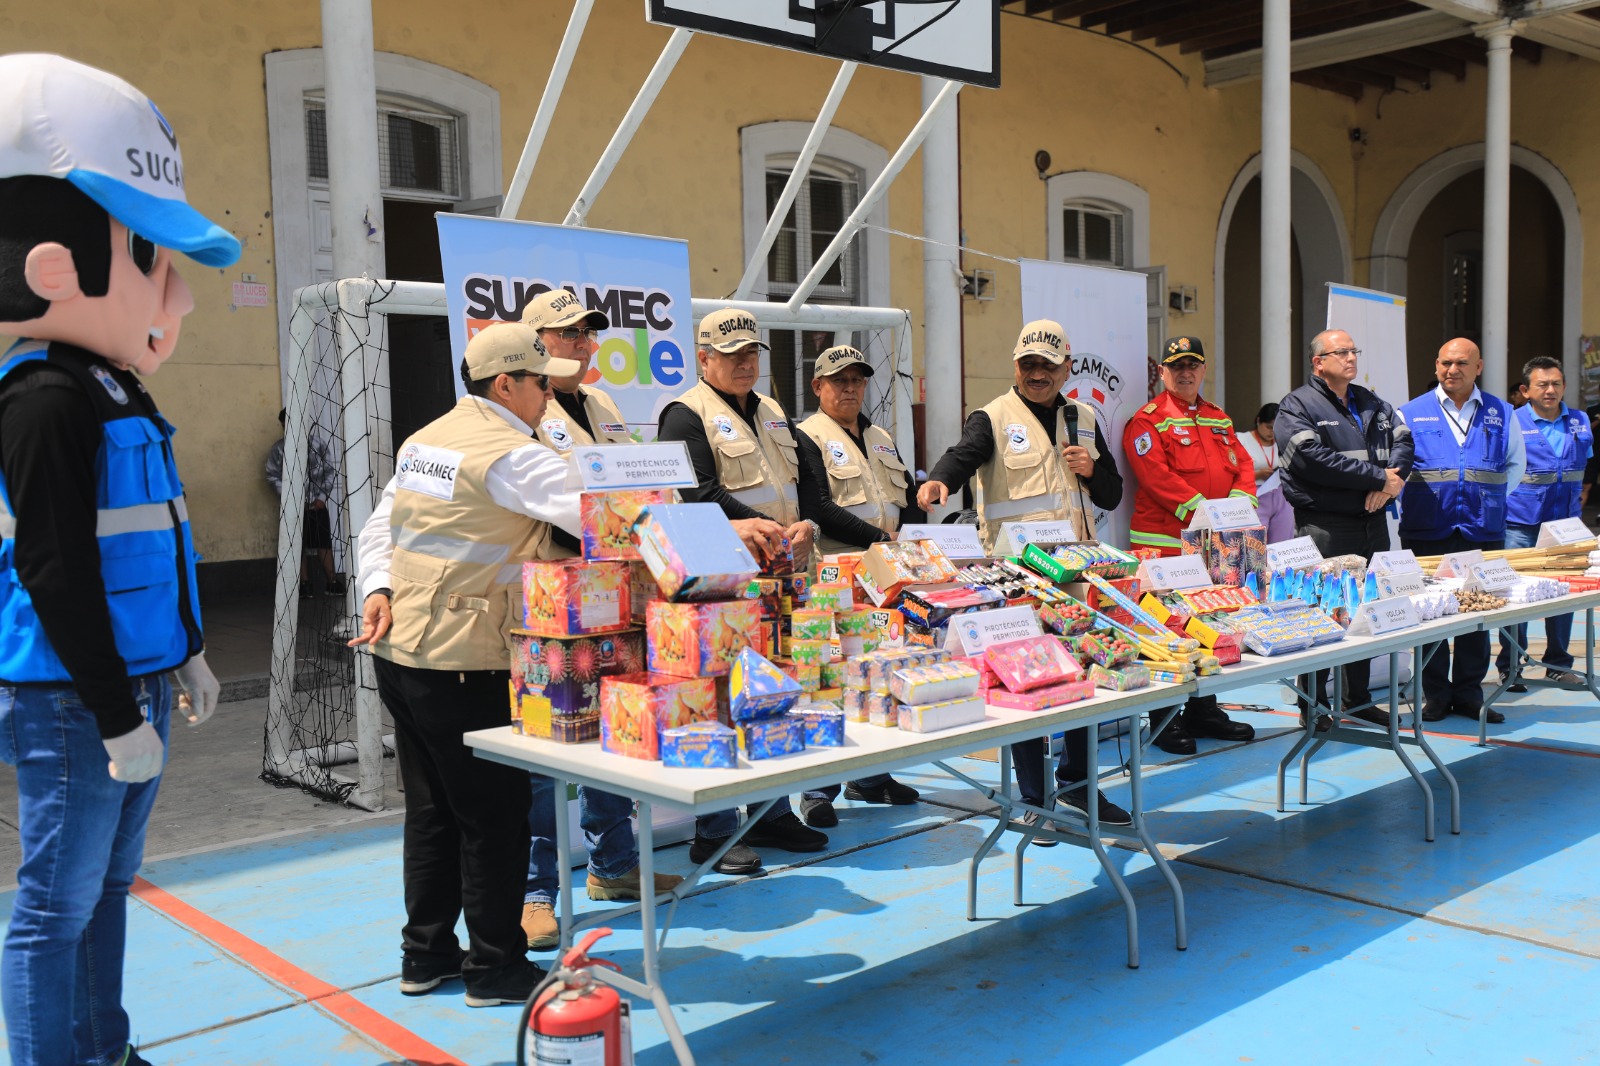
[554,775,574,951]
[1405,646,1461,836]
[1128,710,1186,951]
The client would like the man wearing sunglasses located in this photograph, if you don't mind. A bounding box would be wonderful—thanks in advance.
[520,289,633,451]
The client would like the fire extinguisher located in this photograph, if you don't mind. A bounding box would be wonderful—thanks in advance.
[516,926,634,1066]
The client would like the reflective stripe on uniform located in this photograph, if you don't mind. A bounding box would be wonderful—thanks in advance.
[1337,449,1370,460]
[1228,489,1258,505]
[731,484,779,507]
[983,492,1063,522]
[1130,530,1184,548]
[1174,492,1204,520]
[1522,471,1585,485]
[393,526,511,565]
[1407,468,1508,485]
[0,498,187,541]
[844,501,885,521]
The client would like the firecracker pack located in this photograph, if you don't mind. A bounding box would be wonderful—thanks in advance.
[842,687,894,724]
[1039,599,1097,636]
[984,635,1083,693]
[790,608,834,641]
[808,581,855,613]
[896,695,986,733]
[645,599,761,678]
[1089,662,1152,691]
[510,629,645,734]
[581,489,674,561]
[661,721,738,769]
[633,502,761,601]
[858,540,960,602]
[598,673,719,760]
[521,559,632,637]
[1045,542,1141,581]
[737,713,806,759]
[898,585,1007,629]
[729,648,803,722]
[794,702,845,746]
[985,678,1095,711]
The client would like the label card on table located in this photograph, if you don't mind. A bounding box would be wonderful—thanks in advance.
[1139,553,1211,591]
[1186,497,1260,531]
[1347,595,1420,636]
[1536,517,1596,547]
[1265,536,1324,571]
[995,520,1076,557]
[574,442,697,491]
[899,523,985,559]
[1464,558,1518,593]
[1434,549,1485,579]
[1375,570,1426,598]
[943,605,1042,656]
[1371,549,1421,575]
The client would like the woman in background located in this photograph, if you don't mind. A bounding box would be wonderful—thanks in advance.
[1240,402,1295,542]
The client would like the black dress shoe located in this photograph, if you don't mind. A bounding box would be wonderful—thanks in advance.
[688,835,763,874]
[1058,785,1134,827]
[399,947,467,996]
[843,777,920,804]
[1018,808,1059,846]
[1456,703,1505,725]
[1345,706,1392,728]
[800,797,839,828]
[1298,711,1333,732]
[1420,700,1451,722]
[1183,710,1255,742]
[741,811,829,852]
[1151,717,1197,755]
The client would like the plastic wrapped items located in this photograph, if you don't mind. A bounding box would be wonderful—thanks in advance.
[550,715,601,743]
[633,502,761,601]
[794,702,845,747]
[1411,589,1461,621]
[1231,601,1344,654]
[737,713,806,759]
[1049,542,1141,581]
[858,540,960,602]
[522,559,632,637]
[1076,631,1138,667]
[834,607,877,636]
[897,696,987,733]
[1504,576,1565,604]
[985,635,1083,693]
[581,489,674,561]
[845,647,940,693]
[729,648,803,722]
[1040,599,1097,636]
[899,585,1007,628]
[809,582,855,613]
[985,678,1095,711]
[1177,585,1258,613]
[889,661,982,705]
[661,721,738,769]
[853,690,895,726]
[790,609,835,641]
[789,638,830,666]
[645,599,761,678]
[954,654,1002,691]
[511,630,645,734]
[841,687,871,723]
[821,659,847,689]
[599,673,720,759]
[1089,663,1152,691]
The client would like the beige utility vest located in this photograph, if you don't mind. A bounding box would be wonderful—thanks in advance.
[797,412,910,554]
[675,382,800,524]
[975,389,1099,552]
[378,397,562,672]
[535,386,631,453]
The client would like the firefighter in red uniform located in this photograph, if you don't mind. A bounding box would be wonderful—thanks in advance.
[1123,336,1257,754]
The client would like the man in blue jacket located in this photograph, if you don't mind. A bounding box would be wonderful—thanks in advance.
[1495,356,1591,688]
[1399,338,1525,723]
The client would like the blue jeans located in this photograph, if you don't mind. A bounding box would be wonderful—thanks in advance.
[804,774,892,803]
[694,795,793,841]
[526,777,639,905]
[0,677,169,1066]
[1497,523,1575,672]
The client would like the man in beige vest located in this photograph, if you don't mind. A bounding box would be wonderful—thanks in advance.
[657,308,829,873]
[919,321,1131,832]
[520,289,633,453]
[794,344,926,826]
[348,323,588,1007]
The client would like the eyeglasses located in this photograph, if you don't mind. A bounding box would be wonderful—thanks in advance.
[509,371,550,391]
[1319,347,1361,359]
[552,327,600,342]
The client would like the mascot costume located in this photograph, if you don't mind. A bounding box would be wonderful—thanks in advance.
[0,54,238,1066]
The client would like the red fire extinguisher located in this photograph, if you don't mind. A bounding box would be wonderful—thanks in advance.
[517,926,634,1066]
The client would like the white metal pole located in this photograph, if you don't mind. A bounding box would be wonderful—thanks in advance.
[502,0,594,220]
[787,79,963,313]
[565,28,692,227]
[893,314,916,467]
[1479,21,1519,400]
[1259,0,1292,406]
[732,62,858,300]
[920,75,962,510]
[321,0,385,280]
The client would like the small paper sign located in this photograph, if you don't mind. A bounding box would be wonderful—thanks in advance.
[1536,517,1596,547]
[1375,570,1426,598]
[1465,558,1518,592]
[944,605,1042,656]
[1139,554,1211,591]
[1434,549,1485,579]
[900,523,985,559]
[1347,595,1420,636]
[995,520,1076,556]
[574,443,696,491]
[1186,497,1260,531]
[1265,536,1324,571]
[1370,549,1421,575]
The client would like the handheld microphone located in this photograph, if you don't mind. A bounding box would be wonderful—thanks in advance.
[1061,404,1092,536]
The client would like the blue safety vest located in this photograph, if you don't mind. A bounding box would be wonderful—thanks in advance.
[0,341,203,683]
[1398,389,1512,542]
[1506,403,1591,527]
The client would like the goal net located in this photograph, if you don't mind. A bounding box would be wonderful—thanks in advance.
[265,277,914,811]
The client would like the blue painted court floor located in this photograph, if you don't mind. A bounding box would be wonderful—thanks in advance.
[3,674,1598,1065]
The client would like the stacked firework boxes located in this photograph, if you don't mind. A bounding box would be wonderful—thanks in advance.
[1180,524,1268,591]
[841,646,987,733]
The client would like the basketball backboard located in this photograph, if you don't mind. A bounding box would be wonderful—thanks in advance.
[646,0,1000,88]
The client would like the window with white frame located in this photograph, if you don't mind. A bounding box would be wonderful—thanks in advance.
[1059,199,1129,267]
[305,97,462,200]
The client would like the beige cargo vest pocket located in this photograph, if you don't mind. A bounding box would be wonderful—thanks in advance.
[1002,449,1051,500]
[384,552,447,655]
[767,424,802,480]
[714,437,766,491]
[497,585,526,659]
[827,462,870,507]
[878,450,910,492]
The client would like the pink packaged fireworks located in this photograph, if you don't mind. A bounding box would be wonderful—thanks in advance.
[985,678,1095,711]
[984,635,1083,693]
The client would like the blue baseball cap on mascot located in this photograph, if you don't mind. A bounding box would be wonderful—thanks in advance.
[0,53,241,267]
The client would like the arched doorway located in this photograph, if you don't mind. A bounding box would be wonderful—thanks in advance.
[1214,153,1351,415]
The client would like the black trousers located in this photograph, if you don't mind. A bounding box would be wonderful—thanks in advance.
[1402,531,1505,712]
[374,657,532,976]
[1012,727,1089,807]
[1294,510,1392,711]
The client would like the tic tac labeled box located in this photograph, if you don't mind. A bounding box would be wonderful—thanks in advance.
[522,559,631,637]
[633,503,761,601]
[599,673,720,760]
[510,629,645,735]
[581,489,674,561]
[645,599,762,678]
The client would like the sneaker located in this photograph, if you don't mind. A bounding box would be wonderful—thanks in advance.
[586,866,684,902]
[1545,668,1582,685]
[800,796,839,827]
[1018,808,1059,847]
[688,834,762,875]
[1058,786,1134,828]
[842,777,920,805]
[521,901,559,951]
[1499,672,1528,694]
[399,947,466,995]
[741,811,829,853]
[464,960,547,1008]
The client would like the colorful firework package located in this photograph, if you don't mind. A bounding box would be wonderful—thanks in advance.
[790,609,835,641]
[1089,662,1152,691]
[984,635,1082,693]
[794,701,845,746]
[509,629,645,737]
[738,714,807,759]
[581,489,675,561]
[645,599,761,678]
[629,562,664,623]
[599,673,720,760]
[729,647,803,722]
[1039,600,1096,636]
[521,559,632,637]
[809,581,855,613]
[888,661,982,705]
[985,678,1096,711]
[661,721,739,769]
[842,687,895,724]
[897,695,987,733]
[858,540,960,602]
[633,503,761,600]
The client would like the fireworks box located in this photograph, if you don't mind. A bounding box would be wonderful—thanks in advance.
[599,673,720,760]
[510,628,645,735]
[522,559,631,637]
[661,721,738,769]
[581,489,675,561]
[729,647,803,722]
[645,598,762,678]
[737,714,806,759]
[633,502,761,601]
[857,540,959,603]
